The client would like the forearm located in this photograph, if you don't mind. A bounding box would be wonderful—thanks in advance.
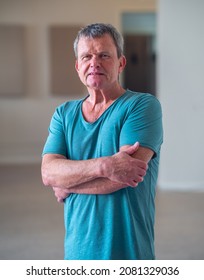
[42,154,106,189]
[53,177,125,202]
[68,177,125,194]
[42,143,148,196]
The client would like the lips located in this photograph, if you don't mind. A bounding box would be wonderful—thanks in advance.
[88,72,104,76]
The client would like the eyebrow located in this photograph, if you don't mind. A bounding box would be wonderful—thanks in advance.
[79,51,111,58]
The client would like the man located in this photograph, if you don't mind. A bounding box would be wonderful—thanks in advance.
[41,23,163,260]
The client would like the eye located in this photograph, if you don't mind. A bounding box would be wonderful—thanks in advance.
[81,54,91,61]
[101,53,110,59]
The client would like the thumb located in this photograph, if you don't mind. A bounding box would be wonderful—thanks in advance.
[125,142,140,155]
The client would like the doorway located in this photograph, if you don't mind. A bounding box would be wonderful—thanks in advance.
[122,13,157,96]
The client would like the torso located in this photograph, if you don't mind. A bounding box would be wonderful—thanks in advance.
[43,90,162,259]
[82,99,115,123]
[82,87,126,123]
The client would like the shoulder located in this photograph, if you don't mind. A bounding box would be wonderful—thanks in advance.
[55,98,85,116]
[125,90,160,104]
[124,90,162,114]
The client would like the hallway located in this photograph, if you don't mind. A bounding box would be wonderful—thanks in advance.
[0,164,204,260]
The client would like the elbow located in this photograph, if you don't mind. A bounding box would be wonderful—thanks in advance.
[41,165,52,187]
[41,155,63,188]
[41,164,61,188]
[42,175,50,187]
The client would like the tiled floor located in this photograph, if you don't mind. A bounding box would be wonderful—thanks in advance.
[0,164,204,260]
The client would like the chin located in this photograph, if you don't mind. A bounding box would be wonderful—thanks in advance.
[87,82,105,90]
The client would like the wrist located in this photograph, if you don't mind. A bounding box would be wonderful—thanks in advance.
[99,156,112,178]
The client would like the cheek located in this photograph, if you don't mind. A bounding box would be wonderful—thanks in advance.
[80,63,89,73]
[112,64,121,77]
[76,64,86,78]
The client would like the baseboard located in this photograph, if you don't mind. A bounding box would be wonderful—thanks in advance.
[158,181,204,192]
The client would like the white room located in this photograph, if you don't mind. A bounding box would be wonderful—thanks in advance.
[0,0,204,260]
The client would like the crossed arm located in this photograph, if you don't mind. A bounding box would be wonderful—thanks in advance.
[41,142,154,202]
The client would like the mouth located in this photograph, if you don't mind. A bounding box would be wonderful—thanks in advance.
[88,72,105,76]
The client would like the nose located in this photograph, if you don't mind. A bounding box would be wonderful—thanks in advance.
[90,56,100,68]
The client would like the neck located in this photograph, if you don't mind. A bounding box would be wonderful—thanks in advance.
[87,84,126,106]
[82,85,126,123]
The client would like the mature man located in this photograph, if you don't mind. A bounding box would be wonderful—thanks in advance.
[41,23,163,260]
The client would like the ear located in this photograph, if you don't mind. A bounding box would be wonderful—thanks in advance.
[118,55,126,74]
[75,60,79,72]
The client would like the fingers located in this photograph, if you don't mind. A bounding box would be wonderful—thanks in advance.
[57,197,64,203]
[125,174,144,188]
[107,147,148,186]
[136,159,148,172]
[53,187,69,203]
[122,161,147,187]
[124,142,140,155]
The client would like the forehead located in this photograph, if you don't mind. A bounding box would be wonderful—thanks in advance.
[77,34,117,54]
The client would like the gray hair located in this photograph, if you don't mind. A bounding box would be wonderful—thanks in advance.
[73,23,124,58]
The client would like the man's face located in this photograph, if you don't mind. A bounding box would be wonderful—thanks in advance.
[75,34,126,91]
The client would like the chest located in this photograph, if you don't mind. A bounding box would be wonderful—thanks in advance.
[82,101,114,123]
[65,106,125,159]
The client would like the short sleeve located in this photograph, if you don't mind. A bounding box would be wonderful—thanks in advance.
[42,105,67,157]
[119,94,163,156]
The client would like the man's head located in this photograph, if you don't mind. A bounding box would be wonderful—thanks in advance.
[73,23,124,59]
[74,23,126,91]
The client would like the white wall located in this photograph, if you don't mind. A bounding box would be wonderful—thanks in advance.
[157,0,204,191]
[0,0,156,164]
[1,0,203,192]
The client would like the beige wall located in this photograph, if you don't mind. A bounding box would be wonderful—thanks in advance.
[1,0,204,191]
[0,0,156,25]
[0,0,156,163]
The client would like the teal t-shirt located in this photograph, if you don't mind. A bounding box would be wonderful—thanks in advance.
[42,90,163,260]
